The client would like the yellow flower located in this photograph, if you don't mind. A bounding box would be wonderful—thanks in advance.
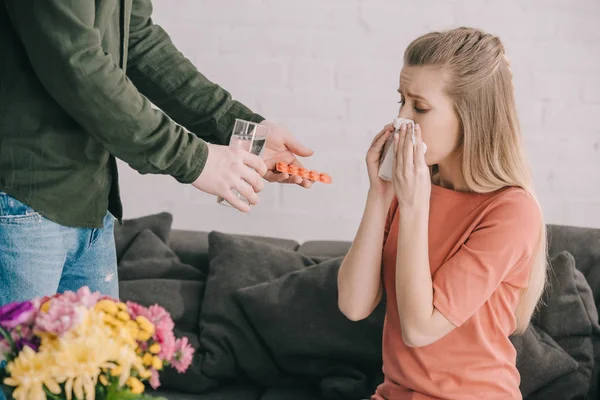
[138,368,152,379]
[51,309,130,399]
[142,353,153,367]
[126,377,145,394]
[110,365,122,377]
[149,343,161,354]
[95,299,119,315]
[40,300,51,313]
[152,356,163,371]
[135,316,154,336]
[137,330,152,342]
[126,320,140,339]
[99,375,109,386]
[3,346,61,400]
[117,311,131,322]
[117,302,128,312]
[103,314,123,328]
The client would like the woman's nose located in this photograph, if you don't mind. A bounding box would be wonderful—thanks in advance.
[397,110,413,121]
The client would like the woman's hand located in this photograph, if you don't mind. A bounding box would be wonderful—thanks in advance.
[392,123,431,212]
[366,124,396,204]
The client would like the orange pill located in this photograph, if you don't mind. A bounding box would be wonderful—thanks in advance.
[288,165,299,175]
[276,162,289,173]
[308,171,320,181]
[319,173,332,184]
[298,168,309,178]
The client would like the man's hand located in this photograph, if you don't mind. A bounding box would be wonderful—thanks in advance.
[192,143,267,213]
[260,120,314,188]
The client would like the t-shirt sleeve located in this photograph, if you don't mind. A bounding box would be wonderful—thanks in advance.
[432,190,542,327]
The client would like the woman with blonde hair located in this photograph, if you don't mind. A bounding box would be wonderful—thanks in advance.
[337,27,547,399]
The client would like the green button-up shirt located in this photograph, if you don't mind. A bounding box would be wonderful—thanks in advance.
[0,0,263,228]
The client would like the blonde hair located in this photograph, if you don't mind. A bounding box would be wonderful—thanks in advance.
[404,27,547,334]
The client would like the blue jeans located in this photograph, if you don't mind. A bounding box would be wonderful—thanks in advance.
[0,192,119,307]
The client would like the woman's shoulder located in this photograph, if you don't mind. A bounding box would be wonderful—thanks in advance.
[482,186,543,239]
[488,186,540,215]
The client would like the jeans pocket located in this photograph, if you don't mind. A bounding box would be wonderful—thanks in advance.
[0,192,43,223]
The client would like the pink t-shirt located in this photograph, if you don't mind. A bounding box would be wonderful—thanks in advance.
[372,185,541,399]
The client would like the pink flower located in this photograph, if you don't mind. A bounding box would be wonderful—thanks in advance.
[147,305,175,332]
[126,302,152,320]
[127,302,177,357]
[34,290,95,336]
[60,286,103,308]
[149,368,161,389]
[155,328,176,361]
[171,337,194,373]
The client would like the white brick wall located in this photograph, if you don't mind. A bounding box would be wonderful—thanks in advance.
[118,0,600,242]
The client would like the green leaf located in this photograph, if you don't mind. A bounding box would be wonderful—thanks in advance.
[104,383,167,400]
[0,327,16,354]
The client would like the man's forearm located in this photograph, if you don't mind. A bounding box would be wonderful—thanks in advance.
[127,0,264,145]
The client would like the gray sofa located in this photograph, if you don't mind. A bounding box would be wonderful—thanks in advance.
[114,213,600,400]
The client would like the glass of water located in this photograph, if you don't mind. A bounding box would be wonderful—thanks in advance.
[217,119,269,208]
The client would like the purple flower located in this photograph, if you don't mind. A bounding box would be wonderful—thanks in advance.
[0,301,35,330]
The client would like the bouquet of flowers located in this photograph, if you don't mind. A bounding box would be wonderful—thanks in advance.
[0,287,194,400]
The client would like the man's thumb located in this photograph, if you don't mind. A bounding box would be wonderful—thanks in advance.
[286,137,314,157]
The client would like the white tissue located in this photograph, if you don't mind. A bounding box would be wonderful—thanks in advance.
[378,118,427,182]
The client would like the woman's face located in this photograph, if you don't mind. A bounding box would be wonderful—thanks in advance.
[397,66,462,166]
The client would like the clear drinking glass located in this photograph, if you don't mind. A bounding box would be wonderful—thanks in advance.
[217,119,269,208]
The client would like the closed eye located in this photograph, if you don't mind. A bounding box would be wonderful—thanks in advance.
[398,99,429,114]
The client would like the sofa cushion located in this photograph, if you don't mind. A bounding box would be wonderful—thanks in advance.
[546,225,600,399]
[259,384,322,400]
[528,251,600,399]
[168,230,300,274]
[234,250,594,399]
[234,257,383,400]
[151,385,263,400]
[118,230,205,281]
[509,324,578,397]
[114,212,173,261]
[116,229,208,393]
[186,231,315,392]
[297,241,351,259]
[117,230,206,332]
[119,280,204,334]
[547,225,600,305]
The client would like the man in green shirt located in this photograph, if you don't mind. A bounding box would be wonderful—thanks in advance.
[0,0,314,310]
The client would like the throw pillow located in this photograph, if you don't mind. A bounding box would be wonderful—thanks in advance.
[189,232,316,392]
[116,229,208,392]
[235,253,588,400]
[233,257,386,400]
[113,212,173,261]
[119,279,205,334]
[118,230,205,281]
[509,324,578,397]
[527,251,600,399]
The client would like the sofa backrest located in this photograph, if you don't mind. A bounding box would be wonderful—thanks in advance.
[168,224,600,312]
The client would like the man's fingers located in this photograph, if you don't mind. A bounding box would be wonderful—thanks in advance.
[240,166,264,193]
[282,135,314,157]
[234,180,260,207]
[223,190,251,213]
[264,170,290,183]
[242,152,268,177]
